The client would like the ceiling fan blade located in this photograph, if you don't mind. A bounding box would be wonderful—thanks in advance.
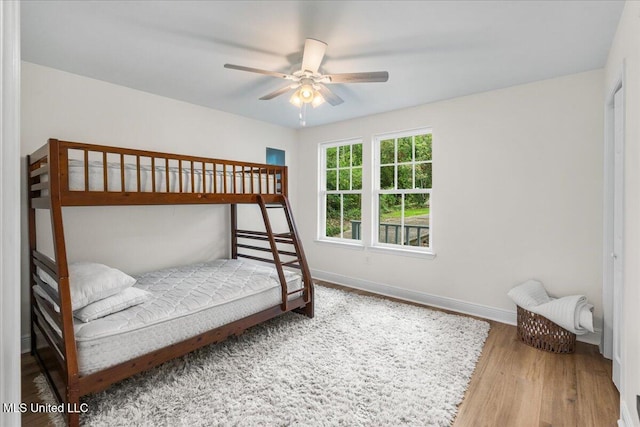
[224,64,291,79]
[259,84,295,100]
[301,38,327,74]
[325,71,389,83]
[317,85,344,106]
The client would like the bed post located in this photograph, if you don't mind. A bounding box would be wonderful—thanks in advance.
[27,154,38,356]
[281,166,288,198]
[48,139,81,427]
[230,204,238,259]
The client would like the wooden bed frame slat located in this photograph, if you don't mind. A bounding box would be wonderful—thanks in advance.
[34,294,63,331]
[31,197,51,209]
[30,182,49,191]
[236,231,294,246]
[102,152,108,192]
[30,164,49,178]
[84,151,89,191]
[32,274,61,305]
[27,138,314,427]
[30,144,50,163]
[236,243,298,257]
[136,156,142,192]
[236,233,294,245]
[33,311,65,366]
[236,253,279,264]
[59,192,286,206]
[32,251,58,277]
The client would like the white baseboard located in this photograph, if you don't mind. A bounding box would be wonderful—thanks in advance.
[312,269,602,346]
[313,269,516,324]
[619,400,633,427]
[577,328,603,346]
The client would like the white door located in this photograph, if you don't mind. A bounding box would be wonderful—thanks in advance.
[611,86,624,390]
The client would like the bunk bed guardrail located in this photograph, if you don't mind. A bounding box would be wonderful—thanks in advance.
[28,138,289,206]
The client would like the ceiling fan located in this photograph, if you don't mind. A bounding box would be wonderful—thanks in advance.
[224,38,389,114]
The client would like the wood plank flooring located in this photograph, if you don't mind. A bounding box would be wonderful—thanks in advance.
[20,283,619,426]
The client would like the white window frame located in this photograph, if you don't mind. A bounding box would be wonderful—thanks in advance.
[317,138,364,245]
[372,128,433,255]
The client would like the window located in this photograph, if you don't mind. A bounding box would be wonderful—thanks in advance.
[320,140,363,242]
[374,129,432,250]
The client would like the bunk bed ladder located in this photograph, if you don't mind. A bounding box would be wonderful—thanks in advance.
[253,195,314,317]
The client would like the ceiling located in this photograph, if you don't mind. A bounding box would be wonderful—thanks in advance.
[21,1,624,129]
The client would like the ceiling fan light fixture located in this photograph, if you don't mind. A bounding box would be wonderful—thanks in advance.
[311,92,325,108]
[299,84,314,103]
[289,91,302,107]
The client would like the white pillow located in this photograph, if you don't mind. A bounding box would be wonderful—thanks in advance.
[38,262,137,310]
[74,287,151,323]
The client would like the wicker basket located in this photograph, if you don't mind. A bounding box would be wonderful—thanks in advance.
[516,306,576,354]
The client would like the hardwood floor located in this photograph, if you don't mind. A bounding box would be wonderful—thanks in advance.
[21,283,619,426]
[454,322,618,427]
[21,354,53,427]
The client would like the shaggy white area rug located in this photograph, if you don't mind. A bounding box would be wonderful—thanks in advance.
[35,286,490,426]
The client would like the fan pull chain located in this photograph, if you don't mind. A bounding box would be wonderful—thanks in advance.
[299,103,307,127]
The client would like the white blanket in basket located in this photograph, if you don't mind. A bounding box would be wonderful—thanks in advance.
[508,280,594,335]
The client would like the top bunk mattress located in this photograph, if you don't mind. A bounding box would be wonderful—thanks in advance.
[66,159,279,194]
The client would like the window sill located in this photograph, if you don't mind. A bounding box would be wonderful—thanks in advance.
[368,245,437,259]
[314,239,365,251]
[314,239,436,259]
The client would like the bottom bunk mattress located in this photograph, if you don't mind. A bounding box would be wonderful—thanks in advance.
[39,259,303,376]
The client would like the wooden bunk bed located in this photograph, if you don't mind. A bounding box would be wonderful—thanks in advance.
[27,138,314,427]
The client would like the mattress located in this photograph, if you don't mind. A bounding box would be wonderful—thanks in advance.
[36,259,303,375]
[67,159,278,194]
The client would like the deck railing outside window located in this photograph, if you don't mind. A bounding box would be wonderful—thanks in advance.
[350,220,429,246]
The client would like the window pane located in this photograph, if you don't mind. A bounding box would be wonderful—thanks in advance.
[352,143,363,167]
[338,168,350,190]
[380,139,395,164]
[380,165,395,189]
[326,169,337,191]
[338,145,351,168]
[352,167,362,190]
[321,141,363,243]
[372,131,432,249]
[415,134,432,161]
[415,163,432,189]
[343,194,362,240]
[397,137,412,163]
[397,164,413,189]
[378,194,402,244]
[403,193,430,247]
[326,194,341,238]
[326,146,337,169]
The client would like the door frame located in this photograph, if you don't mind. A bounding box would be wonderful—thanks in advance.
[0,1,22,425]
[602,61,625,390]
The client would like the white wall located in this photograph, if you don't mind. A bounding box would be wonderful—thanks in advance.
[604,1,640,425]
[297,70,604,338]
[20,62,298,343]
